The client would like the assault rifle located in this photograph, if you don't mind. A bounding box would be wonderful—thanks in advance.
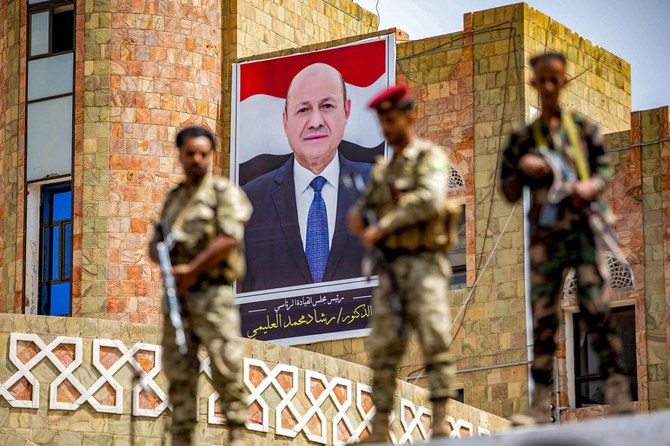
[539,148,632,281]
[156,222,188,354]
[342,172,406,336]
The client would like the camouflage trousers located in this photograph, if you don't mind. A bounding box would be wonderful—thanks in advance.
[162,284,247,438]
[368,251,455,412]
[529,226,624,385]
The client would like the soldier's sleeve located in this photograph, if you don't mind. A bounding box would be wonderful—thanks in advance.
[500,130,525,203]
[377,146,449,234]
[214,180,253,242]
[582,117,612,192]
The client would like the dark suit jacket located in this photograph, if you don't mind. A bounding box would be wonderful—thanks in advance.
[239,153,371,293]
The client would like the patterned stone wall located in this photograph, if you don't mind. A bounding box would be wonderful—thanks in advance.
[521,5,631,134]
[0,314,510,445]
[235,0,378,58]
[0,0,26,314]
[74,0,230,324]
[637,107,670,411]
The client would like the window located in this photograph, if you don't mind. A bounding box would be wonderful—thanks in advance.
[448,204,466,289]
[27,0,74,181]
[24,0,75,315]
[29,2,74,58]
[453,388,465,403]
[572,306,637,407]
[39,183,73,316]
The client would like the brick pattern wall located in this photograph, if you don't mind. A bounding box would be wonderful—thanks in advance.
[0,0,26,313]
[467,4,528,418]
[74,0,112,320]
[638,107,670,410]
[521,4,630,134]
[235,0,378,58]
[75,0,230,323]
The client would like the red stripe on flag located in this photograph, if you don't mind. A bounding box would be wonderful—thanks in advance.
[239,39,387,101]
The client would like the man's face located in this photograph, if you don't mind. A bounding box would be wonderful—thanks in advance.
[378,108,412,147]
[531,58,567,107]
[178,136,213,180]
[283,64,351,171]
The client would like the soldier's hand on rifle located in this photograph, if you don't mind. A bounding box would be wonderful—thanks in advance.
[362,226,385,247]
[172,263,198,294]
[572,179,601,207]
[348,209,365,235]
[519,153,551,179]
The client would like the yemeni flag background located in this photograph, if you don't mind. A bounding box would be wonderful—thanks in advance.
[231,35,395,186]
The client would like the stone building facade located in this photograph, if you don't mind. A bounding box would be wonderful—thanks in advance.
[1,0,668,432]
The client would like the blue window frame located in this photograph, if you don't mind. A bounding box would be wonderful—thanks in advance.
[39,183,72,316]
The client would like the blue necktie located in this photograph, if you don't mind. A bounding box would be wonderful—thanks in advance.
[305,176,328,283]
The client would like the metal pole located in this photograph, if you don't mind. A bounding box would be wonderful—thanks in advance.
[554,356,561,424]
[523,186,534,406]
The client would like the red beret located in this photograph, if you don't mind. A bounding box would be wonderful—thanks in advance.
[368,85,413,113]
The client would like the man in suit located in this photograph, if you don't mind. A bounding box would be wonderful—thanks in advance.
[239,63,371,293]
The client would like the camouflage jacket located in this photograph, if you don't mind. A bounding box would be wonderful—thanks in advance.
[500,110,612,231]
[153,174,253,284]
[355,137,457,252]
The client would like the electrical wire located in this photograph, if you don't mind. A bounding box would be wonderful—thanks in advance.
[400,20,523,381]
[452,20,521,343]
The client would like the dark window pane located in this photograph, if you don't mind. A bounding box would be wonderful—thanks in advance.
[51,226,60,280]
[450,268,467,290]
[39,285,49,315]
[52,6,74,53]
[39,182,73,316]
[64,223,72,279]
[573,306,638,407]
[50,282,70,316]
[42,226,52,280]
[613,310,637,371]
[52,190,71,221]
[579,379,604,406]
[447,205,466,281]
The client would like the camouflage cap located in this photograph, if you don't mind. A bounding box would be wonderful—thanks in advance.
[367,84,413,113]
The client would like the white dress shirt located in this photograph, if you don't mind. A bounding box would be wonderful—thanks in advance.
[294,155,339,251]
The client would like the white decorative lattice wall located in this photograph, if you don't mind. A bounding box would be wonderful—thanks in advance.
[0,332,492,443]
[563,255,634,298]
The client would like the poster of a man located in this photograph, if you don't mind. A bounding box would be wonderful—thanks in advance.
[231,35,395,343]
[239,62,371,293]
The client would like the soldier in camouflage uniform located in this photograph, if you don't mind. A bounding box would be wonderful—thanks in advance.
[500,53,632,424]
[349,86,459,442]
[150,126,251,446]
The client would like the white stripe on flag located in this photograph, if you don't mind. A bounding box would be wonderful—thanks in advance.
[236,74,387,164]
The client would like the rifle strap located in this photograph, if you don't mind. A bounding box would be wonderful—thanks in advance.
[532,110,590,181]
